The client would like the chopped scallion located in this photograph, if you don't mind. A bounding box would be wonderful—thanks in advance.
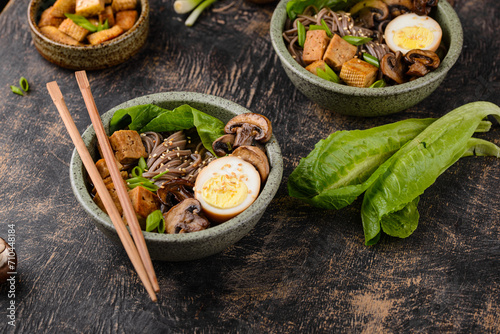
[369,79,387,88]
[19,77,29,92]
[342,35,372,46]
[64,13,97,32]
[145,210,165,233]
[320,19,333,38]
[297,21,306,48]
[152,170,169,180]
[363,53,380,68]
[10,86,23,96]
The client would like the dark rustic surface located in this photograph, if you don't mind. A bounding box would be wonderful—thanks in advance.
[0,0,499,332]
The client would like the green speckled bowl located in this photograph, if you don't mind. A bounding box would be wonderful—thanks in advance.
[28,0,149,70]
[270,0,463,116]
[69,92,283,261]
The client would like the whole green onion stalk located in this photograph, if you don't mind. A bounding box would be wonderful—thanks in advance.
[185,0,218,27]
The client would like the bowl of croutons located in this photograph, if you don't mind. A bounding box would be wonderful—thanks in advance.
[28,0,149,70]
[270,0,463,116]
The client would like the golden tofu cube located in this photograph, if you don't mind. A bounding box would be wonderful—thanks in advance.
[93,181,124,216]
[99,6,115,26]
[40,26,80,45]
[95,158,124,179]
[58,18,90,42]
[115,10,137,30]
[340,58,378,88]
[102,171,129,185]
[38,7,64,28]
[108,130,147,164]
[112,0,137,12]
[305,60,327,76]
[87,24,124,45]
[128,186,161,230]
[303,30,330,65]
[323,34,358,71]
[50,0,76,18]
[76,0,106,17]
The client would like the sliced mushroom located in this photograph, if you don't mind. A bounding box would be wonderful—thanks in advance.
[382,0,414,17]
[224,113,272,149]
[232,146,270,182]
[212,134,235,157]
[163,198,210,234]
[0,237,16,284]
[380,51,407,84]
[405,49,440,77]
[350,0,390,28]
[413,0,438,16]
[157,179,194,208]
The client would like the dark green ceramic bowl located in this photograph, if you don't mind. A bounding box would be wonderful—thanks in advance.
[270,0,463,116]
[69,92,283,261]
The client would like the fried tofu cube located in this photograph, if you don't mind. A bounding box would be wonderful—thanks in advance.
[128,186,161,230]
[93,181,124,215]
[50,0,76,18]
[99,6,115,26]
[109,130,147,164]
[112,0,137,12]
[40,26,80,45]
[305,60,328,76]
[95,158,124,179]
[75,0,105,17]
[323,34,358,71]
[87,24,124,45]
[102,171,129,185]
[302,30,330,65]
[115,10,137,30]
[38,7,64,28]
[340,58,379,88]
[58,18,90,42]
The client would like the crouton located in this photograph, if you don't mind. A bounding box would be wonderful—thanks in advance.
[93,181,124,215]
[50,0,76,18]
[108,130,147,164]
[75,0,105,17]
[112,0,137,12]
[339,58,379,88]
[58,18,90,42]
[40,26,80,46]
[115,10,137,30]
[38,7,64,28]
[99,6,115,27]
[305,60,328,76]
[87,25,124,45]
[323,34,357,71]
[302,30,330,65]
[127,186,161,230]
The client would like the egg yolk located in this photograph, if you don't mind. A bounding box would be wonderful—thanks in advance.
[201,174,248,209]
[393,26,434,50]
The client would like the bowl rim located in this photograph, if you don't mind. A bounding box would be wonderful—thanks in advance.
[28,0,149,50]
[70,92,284,244]
[270,0,464,96]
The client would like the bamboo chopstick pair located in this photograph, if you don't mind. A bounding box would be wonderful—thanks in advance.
[47,71,159,301]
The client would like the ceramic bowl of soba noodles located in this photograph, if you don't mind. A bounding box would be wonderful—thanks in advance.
[70,92,283,261]
[270,0,463,116]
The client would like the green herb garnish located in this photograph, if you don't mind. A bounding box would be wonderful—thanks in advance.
[316,63,340,83]
[19,77,29,92]
[10,86,23,96]
[145,210,165,233]
[320,19,333,37]
[342,35,372,46]
[97,19,109,32]
[363,53,380,68]
[369,79,386,88]
[64,13,98,32]
[297,21,306,48]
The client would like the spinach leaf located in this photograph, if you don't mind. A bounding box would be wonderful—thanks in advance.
[286,0,360,20]
[110,104,167,133]
[288,118,436,209]
[361,102,500,245]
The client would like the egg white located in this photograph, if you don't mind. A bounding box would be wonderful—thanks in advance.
[384,13,442,54]
[194,156,261,223]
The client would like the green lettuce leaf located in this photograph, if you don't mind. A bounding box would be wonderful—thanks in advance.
[286,0,361,20]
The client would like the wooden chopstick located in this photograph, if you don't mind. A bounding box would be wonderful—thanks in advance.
[74,71,160,293]
[46,81,157,302]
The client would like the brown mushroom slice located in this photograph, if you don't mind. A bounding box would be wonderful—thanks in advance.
[382,0,414,17]
[0,237,16,284]
[380,51,407,84]
[163,198,210,234]
[405,49,440,77]
[232,146,270,182]
[350,0,389,27]
[406,61,430,77]
[157,179,194,208]
[224,113,272,149]
[212,134,235,157]
[413,0,438,16]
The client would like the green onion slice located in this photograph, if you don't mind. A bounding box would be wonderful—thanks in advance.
[146,210,165,233]
[152,170,169,180]
[363,53,380,68]
[10,86,23,96]
[342,35,372,46]
[297,21,306,48]
[19,77,29,92]
[138,157,148,171]
[131,166,143,178]
[64,13,98,32]
[320,19,333,37]
[324,63,340,83]
[369,79,387,88]
[308,24,324,31]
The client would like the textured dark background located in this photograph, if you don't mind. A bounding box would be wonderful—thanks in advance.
[0,0,499,332]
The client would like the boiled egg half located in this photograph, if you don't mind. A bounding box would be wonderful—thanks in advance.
[194,156,261,223]
[384,13,442,54]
